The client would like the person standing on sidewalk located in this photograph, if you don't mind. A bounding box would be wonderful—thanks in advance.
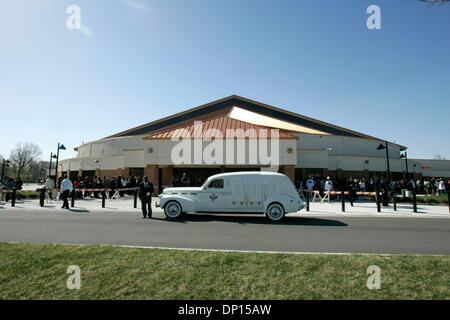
[60,174,73,209]
[306,176,314,198]
[15,177,23,201]
[139,176,154,219]
[324,177,333,192]
[324,176,333,200]
[380,178,390,207]
[45,176,55,200]
[4,178,14,202]
[438,178,446,195]
[348,178,357,207]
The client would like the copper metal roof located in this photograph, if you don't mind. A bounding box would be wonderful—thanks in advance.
[143,115,298,140]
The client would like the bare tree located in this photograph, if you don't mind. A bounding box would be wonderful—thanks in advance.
[28,160,50,181]
[0,154,4,181]
[9,142,43,178]
[418,0,450,5]
[433,154,447,160]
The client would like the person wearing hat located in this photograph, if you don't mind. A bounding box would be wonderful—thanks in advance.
[324,176,333,192]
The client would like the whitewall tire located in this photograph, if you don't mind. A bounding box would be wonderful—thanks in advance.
[164,201,182,219]
[266,203,285,221]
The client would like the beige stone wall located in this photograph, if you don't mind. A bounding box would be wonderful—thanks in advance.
[59,132,450,179]
[60,136,298,173]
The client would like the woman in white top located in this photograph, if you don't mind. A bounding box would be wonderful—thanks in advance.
[324,177,333,192]
[438,179,446,195]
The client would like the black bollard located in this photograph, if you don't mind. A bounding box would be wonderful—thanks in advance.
[306,190,310,212]
[374,182,381,213]
[447,190,450,213]
[341,191,345,212]
[39,188,45,207]
[412,190,417,213]
[71,189,75,207]
[102,190,106,208]
[448,191,450,214]
[134,190,137,209]
[393,195,397,211]
[376,191,381,212]
[11,189,16,207]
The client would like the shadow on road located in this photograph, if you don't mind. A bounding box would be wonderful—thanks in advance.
[66,208,90,213]
[158,213,348,226]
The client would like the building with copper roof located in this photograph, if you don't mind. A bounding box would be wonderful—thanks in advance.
[59,95,448,192]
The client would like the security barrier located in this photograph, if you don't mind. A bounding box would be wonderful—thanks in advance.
[0,187,140,209]
[0,186,440,214]
[297,189,419,213]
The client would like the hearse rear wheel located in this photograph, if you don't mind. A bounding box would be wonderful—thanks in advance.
[164,201,182,219]
[266,203,285,222]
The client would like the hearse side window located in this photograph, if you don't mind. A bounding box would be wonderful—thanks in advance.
[207,179,224,189]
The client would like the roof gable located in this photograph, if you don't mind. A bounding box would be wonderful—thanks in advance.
[104,95,406,149]
[143,114,298,140]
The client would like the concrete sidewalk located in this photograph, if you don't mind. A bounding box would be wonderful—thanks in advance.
[0,195,449,218]
[303,201,449,218]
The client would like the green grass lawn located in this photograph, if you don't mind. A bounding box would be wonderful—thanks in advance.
[17,191,40,198]
[0,191,40,200]
[366,194,448,205]
[416,194,448,205]
[0,242,448,300]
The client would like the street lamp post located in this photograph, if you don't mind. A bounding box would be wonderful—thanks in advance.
[49,153,53,178]
[54,143,66,187]
[400,152,409,180]
[49,153,57,179]
[377,141,391,181]
[1,159,11,185]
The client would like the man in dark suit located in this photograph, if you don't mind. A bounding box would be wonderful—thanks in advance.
[139,176,154,218]
[380,178,390,207]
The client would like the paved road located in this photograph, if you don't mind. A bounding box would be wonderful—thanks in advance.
[0,209,449,254]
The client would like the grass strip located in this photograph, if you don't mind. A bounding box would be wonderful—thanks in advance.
[0,242,448,299]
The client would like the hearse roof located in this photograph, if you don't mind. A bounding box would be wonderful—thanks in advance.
[207,171,285,180]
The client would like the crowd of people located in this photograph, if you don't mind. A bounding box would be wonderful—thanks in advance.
[40,173,195,201]
[50,173,155,216]
[0,176,23,202]
[171,173,197,187]
[2,172,448,210]
[51,175,144,199]
[412,178,449,196]
[296,176,449,207]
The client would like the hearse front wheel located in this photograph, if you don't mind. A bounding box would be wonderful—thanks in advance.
[266,203,285,221]
[164,201,182,219]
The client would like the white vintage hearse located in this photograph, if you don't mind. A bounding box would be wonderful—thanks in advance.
[156,171,305,221]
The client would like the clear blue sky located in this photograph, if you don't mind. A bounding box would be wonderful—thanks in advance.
[1,0,449,162]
